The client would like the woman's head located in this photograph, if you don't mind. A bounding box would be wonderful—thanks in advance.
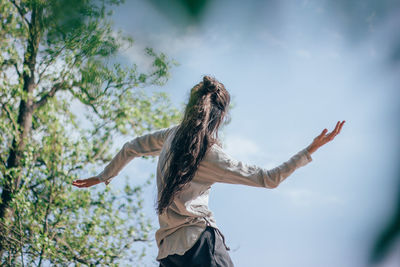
[184,75,230,139]
[157,75,230,215]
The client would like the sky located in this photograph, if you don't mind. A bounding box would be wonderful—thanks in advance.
[92,0,400,266]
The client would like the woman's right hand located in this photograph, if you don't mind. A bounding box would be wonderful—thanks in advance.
[307,120,345,154]
[72,176,104,188]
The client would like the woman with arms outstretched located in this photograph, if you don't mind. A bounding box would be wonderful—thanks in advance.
[72,75,345,267]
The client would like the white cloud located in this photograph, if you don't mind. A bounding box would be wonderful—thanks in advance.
[262,161,281,170]
[119,38,155,72]
[224,134,261,159]
[223,134,284,171]
[118,25,236,72]
[279,187,344,207]
[295,49,312,59]
[256,29,289,50]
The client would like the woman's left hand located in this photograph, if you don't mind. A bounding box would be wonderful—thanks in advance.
[72,176,106,188]
[307,120,345,154]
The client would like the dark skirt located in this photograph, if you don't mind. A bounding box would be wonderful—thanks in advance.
[158,226,234,267]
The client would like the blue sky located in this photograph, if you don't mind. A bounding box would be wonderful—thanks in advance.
[93,0,400,266]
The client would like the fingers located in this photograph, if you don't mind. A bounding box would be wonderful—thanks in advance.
[320,128,328,137]
[338,120,345,134]
[326,120,345,141]
[72,179,94,188]
[72,180,88,188]
[72,180,82,186]
[72,177,103,188]
[327,121,340,137]
[310,120,345,152]
[332,120,345,136]
[333,121,340,134]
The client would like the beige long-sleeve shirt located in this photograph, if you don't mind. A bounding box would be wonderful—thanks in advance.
[97,124,313,260]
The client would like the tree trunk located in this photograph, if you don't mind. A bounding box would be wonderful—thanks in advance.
[0,2,41,256]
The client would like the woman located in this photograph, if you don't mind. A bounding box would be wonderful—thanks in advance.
[72,75,345,266]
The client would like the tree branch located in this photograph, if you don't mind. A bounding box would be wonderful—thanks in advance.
[33,83,64,109]
[9,0,30,27]
[68,86,101,115]
[0,156,6,168]
[54,236,93,266]
[37,44,68,85]
[92,138,110,162]
[38,176,54,267]
[0,59,21,78]
[14,63,21,78]
[28,163,84,191]
[104,237,150,265]
[1,103,19,132]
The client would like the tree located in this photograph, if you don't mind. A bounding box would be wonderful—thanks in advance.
[0,0,181,265]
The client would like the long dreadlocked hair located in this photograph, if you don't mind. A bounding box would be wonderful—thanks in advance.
[157,75,231,215]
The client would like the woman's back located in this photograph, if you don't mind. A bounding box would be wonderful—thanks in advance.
[155,124,313,261]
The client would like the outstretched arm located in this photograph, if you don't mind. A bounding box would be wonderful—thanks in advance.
[72,125,178,188]
[200,120,345,188]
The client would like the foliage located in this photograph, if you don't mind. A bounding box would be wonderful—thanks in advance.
[0,0,180,265]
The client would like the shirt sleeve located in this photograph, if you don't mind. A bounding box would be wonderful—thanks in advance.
[200,145,313,188]
[97,125,178,182]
